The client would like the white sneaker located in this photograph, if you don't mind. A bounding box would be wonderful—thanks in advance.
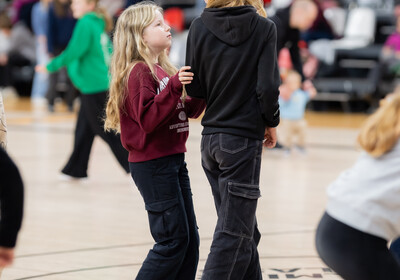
[59,174,88,182]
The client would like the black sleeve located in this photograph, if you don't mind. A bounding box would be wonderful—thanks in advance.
[184,96,206,119]
[288,29,305,81]
[185,20,204,99]
[0,148,24,248]
[257,22,281,128]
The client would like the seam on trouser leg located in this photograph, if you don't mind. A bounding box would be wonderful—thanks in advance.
[251,142,262,185]
[227,237,244,280]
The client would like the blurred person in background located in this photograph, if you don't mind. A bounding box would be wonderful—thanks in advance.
[270,0,318,149]
[0,11,35,97]
[369,4,400,98]
[36,0,129,180]
[11,0,38,29]
[46,0,77,112]
[301,0,334,43]
[278,70,317,155]
[270,0,318,82]
[0,11,12,90]
[30,0,52,103]
[300,0,335,80]
[316,90,400,280]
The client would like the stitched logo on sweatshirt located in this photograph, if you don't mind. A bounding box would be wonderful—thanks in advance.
[178,111,186,121]
[169,121,189,133]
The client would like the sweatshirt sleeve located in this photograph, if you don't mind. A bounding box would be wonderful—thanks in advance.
[257,22,281,128]
[128,64,183,134]
[185,21,204,99]
[0,148,24,248]
[184,95,206,119]
[46,17,91,72]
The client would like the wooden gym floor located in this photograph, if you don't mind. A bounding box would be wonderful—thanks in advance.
[1,96,368,279]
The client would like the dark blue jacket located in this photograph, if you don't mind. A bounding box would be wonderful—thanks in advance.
[47,3,76,55]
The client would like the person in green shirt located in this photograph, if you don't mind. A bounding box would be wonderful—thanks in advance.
[36,0,129,180]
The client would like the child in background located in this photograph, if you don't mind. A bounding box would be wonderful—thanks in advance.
[104,3,205,279]
[316,91,400,280]
[36,0,130,179]
[45,0,77,112]
[278,70,316,154]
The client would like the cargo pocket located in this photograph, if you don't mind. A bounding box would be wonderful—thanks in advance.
[145,198,186,243]
[223,182,261,239]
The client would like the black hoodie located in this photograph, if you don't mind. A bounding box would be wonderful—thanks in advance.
[185,6,280,140]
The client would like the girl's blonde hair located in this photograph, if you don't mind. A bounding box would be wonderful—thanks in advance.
[87,0,113,32]
[104,2,178,133]
[358,91,400,157]
[206,0,267,17]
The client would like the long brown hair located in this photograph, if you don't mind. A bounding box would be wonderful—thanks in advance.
[358,92,400,157]
[206,0,267,17]
[54,0,72,18]
[104,2,178,133]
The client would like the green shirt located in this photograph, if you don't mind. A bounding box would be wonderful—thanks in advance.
[47,12,112,94]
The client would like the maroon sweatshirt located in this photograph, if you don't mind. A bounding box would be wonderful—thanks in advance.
[120,62,205,163]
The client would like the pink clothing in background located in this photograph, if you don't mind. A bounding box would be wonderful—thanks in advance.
[384,33,400,52]
[12,0,38,23]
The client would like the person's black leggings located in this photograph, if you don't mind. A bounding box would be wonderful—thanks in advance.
[61,90,129,178]
[316,212,400,280]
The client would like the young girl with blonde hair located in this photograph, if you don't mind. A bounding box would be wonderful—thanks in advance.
[36,0,130,179]
[185,0,280,278]
[104,2,205,279]
[316,92,400,280]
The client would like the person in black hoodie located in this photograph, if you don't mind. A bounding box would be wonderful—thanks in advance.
[185,0,280,279]
[270,0,318,82]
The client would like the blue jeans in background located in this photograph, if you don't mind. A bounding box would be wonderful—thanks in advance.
[130,153,200,280]
[201,133,263,280]
[31,39,49,99]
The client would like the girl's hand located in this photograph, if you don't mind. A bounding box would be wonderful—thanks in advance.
[0,247,14,267]
[179,66,194,85]
[35,65,48,73]
[263,127,277,148]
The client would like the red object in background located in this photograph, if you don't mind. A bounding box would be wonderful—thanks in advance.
[298,40,308,49]
[278,48,293,70]
[263,0,272,4]
[164,8,184,33]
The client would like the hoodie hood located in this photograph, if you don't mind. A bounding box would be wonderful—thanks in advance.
[201,6,260,46]
[84,12,106,30]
